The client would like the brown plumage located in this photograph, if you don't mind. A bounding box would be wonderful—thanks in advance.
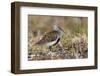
[36,30,60,45]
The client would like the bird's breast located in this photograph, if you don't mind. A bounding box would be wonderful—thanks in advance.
[46,37,60,47]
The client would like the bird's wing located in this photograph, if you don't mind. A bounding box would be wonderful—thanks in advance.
[36,31,59,45]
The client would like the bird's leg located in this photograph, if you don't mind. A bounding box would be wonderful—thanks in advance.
[57,41,66,55]
[58,41,63,49]
[49,46,52,51]
[47,46,53,57]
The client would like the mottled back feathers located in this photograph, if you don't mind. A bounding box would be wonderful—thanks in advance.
[36,31,59,45]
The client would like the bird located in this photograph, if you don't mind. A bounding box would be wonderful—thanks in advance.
[35,25,65,51]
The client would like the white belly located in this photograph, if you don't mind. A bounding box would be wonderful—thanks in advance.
[46,37,59,47]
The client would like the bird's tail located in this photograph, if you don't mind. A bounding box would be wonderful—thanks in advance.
[35,41,42,46]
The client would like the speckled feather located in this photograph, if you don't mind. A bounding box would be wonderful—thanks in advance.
[36,31,60,45]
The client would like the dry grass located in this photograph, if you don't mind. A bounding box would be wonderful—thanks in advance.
[28,30,88,61]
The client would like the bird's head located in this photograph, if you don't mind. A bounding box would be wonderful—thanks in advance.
[53,25,65,35]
